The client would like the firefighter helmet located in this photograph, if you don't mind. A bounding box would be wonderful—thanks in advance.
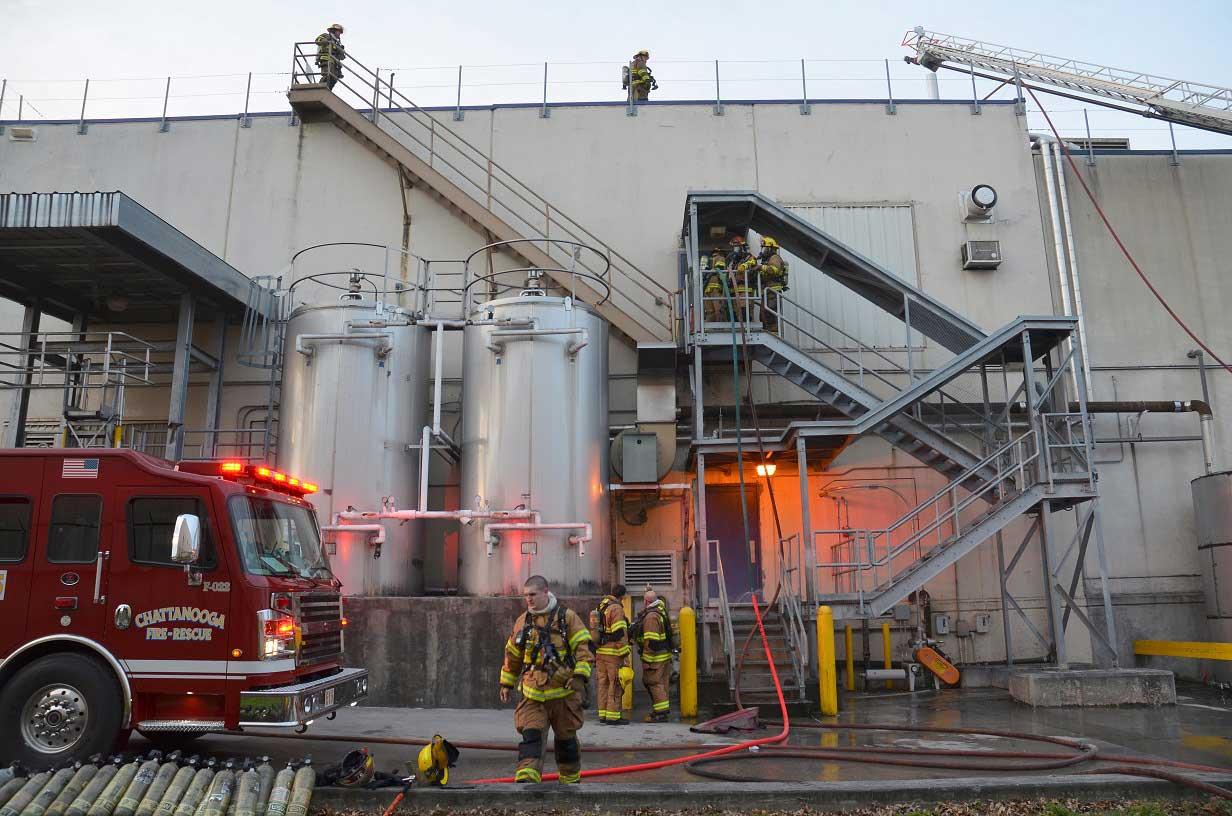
[416,735,459,786]
[761,236,780,251]
[336,749,374,787]
[635,50,650,58]
[328,22,344,32]
[729,235,746,246]
[618,665,634,687]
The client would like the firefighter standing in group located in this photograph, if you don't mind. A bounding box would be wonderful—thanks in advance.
[499,575,595,784]
[703,249,729,323]
[726,236,757,323]
[593,585,631,725]
[756,236,789,332]
[634,587,674,722]
[315,23,346,90]
[627,50,658,101]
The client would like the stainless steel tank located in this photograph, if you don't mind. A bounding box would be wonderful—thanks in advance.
[280,300,430,596]
[1191,471,1232,683]
[460,294,610,595]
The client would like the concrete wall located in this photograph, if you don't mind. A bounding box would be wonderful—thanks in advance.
[2,100,1229,688]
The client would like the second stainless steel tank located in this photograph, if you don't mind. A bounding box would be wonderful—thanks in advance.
[460,294,610,595]
[280,299,430,596]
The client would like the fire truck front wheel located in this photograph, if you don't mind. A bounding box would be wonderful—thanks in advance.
[0,652,124,765]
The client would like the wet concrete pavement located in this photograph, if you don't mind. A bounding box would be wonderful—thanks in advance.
[130,681,1232,786]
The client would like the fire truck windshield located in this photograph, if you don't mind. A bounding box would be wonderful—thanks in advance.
[228,496,333,580]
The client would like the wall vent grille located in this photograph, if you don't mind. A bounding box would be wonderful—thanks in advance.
[620,551,677,588]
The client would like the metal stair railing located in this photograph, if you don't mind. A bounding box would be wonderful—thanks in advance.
[776,535,811,695]
[290,43,675,341]
[815,429,1043,612]
[759,287,1010,447]
[706,539,738,688]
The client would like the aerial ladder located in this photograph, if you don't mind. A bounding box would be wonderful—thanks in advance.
[903,27,1232,136]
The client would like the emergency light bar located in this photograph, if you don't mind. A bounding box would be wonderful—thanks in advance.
[217,461,319,496]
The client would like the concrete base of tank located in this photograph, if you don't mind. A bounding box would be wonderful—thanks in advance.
[1008,667,1176,707]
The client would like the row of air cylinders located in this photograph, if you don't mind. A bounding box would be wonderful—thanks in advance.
[0,754,315,816]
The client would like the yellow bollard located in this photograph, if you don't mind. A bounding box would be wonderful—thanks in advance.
[882,622,892,689]
[622,595,634,713]
[816,605,838,716]
[679,606,697,718]
[844,625,855,692]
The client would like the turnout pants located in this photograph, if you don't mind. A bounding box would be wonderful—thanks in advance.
[514,693,584,783]
[642,661,671,715]
[596,654,624,722]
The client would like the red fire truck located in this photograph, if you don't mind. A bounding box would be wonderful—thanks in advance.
[0,449,368,765]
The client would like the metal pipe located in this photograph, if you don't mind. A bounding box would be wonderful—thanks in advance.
[484,521,592,557]
[418,425,431,512]
[540,63,549,119]
[1083,108,1095,166]
[486,327,587,356]
[77,78,89,135]
[241,72,253,128]
[799,59,810,115]
[1036,135,1078,398]
[294,332,392,358]
[884,59,896,114]
[319,523,386,545]
[431,322,445,435]
[454,65,463,121]
[1052,139,1094,396]
[159,77,171,132]
[713,60,723,116]
[925,71,940,100]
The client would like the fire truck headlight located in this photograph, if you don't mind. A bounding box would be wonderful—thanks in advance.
[257,609,298,660]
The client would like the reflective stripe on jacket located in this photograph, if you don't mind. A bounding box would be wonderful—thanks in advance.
[596,596,631,657]
[500,606,595,701]
[637,600,674,664]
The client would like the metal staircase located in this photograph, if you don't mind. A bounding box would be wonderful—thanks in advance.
[287,43,674,343]
[684,191,1118,675]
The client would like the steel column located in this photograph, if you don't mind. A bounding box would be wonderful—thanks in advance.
[165,293,196,461]
[697,453,710,610]
[995,532,1014,665]
[884,59,896,115]
[203,313,228,458]
[158,77,171,132]
[1089,505,1120,667]
[6,305,41,448]
[1037,505,1068,667]
[797,436,815,604]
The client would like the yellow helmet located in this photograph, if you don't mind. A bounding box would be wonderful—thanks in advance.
[761,236,780,251]
[618,665,634,687]
[328,22,344,32]
[415,735,459,786]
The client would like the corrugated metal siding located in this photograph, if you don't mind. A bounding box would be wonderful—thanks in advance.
[774,204,919,350]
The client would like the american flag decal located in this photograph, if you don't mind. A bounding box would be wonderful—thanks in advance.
[62,458,100,479]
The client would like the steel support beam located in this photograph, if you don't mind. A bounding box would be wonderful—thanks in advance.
[6,304,41,448]
[203,313,227,458]
[165,293,196,461]
[796,436,814,604]
[1038,504,1068,667]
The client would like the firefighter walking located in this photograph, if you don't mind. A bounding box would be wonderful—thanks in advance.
[757,236,789,332]
[315,23,346,90]
[634,587,674,722]
[499,575,595,784]
[625,50,658,101]
[593,585,631,725]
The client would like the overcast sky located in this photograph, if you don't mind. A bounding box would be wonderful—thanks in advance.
[5,0,1231,149]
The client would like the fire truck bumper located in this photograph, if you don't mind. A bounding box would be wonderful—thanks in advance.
[238,667,369,727]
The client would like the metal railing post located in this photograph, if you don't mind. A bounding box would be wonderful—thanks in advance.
[77,78,89,135]
[240,72,253,128]
[371,67,382,125]
[1011,61,1026,115]
[1083,109,1095,166]
[884,59,896,115]
[0,79,6,134]
[1168,122,1180,166]
[969,60,981,115]
[713,60,724,116]
[158,77,171,132]
[540,62,550,119]
[799,59,810,115]
[453,65,464,121]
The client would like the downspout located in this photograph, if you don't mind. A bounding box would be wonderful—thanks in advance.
[1052,139,1094,396]
[1035,134,1078,398]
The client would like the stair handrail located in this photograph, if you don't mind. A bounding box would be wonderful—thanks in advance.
[290,43,674,340]
[707,539,739,686]
[776,535,811,692]
[762,287,1003,442]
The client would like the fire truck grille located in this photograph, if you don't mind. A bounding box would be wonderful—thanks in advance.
[296,591,343,665]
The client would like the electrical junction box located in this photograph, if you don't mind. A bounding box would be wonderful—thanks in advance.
[974,613,992,633]
[961,240,1002,270]
[893,604,911,621]
[932,613,950,635]
[954,619,974,637]
[621,432,659,483]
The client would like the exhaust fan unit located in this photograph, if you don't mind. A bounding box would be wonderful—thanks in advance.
[961,240,1002,270]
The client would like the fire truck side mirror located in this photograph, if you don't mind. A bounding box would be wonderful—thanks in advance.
[171,514,202,565]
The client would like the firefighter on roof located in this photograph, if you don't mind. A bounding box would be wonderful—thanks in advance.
[499,575,595,783]
[634,586,674,721]
[593,585,631,725]
[315,23,346,90]
[625,50,658,101]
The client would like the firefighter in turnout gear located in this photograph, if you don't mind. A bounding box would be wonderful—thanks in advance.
[316,23,346,90]
[756,236,789,333]
[499,575,595,784]
[726,235,757,323]
[703,249,730,323]
[625,50,658,101]
[634,587,674,721]
[593,585,631,725]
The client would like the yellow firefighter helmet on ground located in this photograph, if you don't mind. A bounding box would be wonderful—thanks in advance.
[618,665,635,687]
[416,734,460,786]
